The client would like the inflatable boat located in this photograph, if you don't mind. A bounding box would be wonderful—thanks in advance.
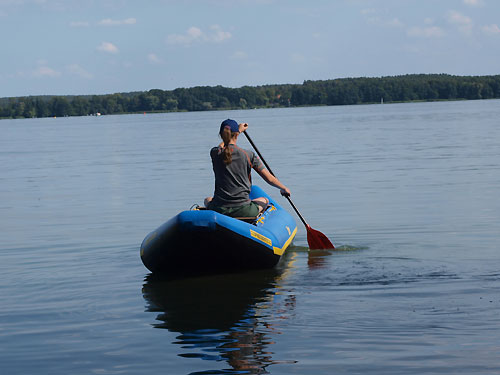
[140,185,297,275]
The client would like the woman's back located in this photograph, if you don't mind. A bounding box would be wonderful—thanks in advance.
[210,144,263,207]
[205,118,290,218]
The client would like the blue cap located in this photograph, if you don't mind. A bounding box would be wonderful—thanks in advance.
[220,119,239,134]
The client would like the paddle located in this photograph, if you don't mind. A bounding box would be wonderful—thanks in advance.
[243,131,335,250]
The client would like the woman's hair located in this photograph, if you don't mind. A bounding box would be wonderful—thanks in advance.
[220,126,237,165]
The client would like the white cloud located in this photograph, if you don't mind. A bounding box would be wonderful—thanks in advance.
[231,51,248,59]
[387,18,404,28]
[33,66,61,78]
[447,10,473,35]
[70,19,136,27]
[166,25,232,45]
[98,18,136,26]
[167,26,203,44]
[361,9,381,25]
[209,25,231,43]
[463,0,484,6]
[447,10,471,25]
[97,41,119,54]
[147,53,162,64]
[66,64,93,79]
[482,24,500,35]
[360,8,376,16]
[70,21,89,27]
[407,26,445,38]
[361,8,403,28]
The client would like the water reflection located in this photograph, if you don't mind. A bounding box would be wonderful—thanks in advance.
[142,253,297,374]
[307,245,367,269]
[307,249,333,269]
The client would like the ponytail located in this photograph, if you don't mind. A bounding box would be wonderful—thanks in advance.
[221,127,234,165]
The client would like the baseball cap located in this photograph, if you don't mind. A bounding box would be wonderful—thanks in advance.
[220,119,239,134]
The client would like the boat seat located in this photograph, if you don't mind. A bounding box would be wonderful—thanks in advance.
[191,205,207,211]
[190,205,260,223]
[233,216,259,223]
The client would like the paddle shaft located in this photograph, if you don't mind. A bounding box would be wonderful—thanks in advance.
[243,131,309,228]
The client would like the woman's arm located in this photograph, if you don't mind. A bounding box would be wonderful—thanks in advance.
[256,168,291,196]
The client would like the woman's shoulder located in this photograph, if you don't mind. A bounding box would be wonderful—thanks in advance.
[232,144,252,154]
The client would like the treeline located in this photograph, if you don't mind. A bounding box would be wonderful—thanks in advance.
[2,74,500,119]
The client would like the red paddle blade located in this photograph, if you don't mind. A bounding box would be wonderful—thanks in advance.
[306,225,335,250]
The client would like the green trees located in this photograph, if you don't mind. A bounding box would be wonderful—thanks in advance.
[1,74,500,119]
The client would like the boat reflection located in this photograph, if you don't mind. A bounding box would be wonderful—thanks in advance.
[142,253,297,374]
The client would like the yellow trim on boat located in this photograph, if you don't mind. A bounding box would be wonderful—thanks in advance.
[273,226,297,256]
[250,229,272,246]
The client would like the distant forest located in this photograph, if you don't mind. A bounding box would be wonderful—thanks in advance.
[1,74,500,119]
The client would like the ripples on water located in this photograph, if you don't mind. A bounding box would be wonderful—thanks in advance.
[1,100,500,374]
[140,245,500,375]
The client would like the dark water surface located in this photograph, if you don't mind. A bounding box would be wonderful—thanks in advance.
[1,100,499,374]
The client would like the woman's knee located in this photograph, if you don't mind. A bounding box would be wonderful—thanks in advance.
[252,197,269,212]
[204,197,213,208]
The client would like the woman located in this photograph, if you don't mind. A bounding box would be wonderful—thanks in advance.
[205,119,291,218]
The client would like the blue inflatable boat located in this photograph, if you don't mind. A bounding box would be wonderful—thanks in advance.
[140,185,297,275]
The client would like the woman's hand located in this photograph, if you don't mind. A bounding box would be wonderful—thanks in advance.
[239,123,248,133]
[280,187,291,197]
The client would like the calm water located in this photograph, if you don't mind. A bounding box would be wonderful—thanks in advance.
[1,100,499,374]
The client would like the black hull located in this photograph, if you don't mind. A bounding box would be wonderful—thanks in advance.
[141,222,281,275]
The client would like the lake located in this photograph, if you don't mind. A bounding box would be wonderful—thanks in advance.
[1,100,499,374]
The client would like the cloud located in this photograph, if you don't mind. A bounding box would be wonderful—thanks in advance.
[98,18,136,26]
[209,25,231,42]
[97,41,119,54]
[20,62,93,80]
[70,19,136,27]
[387,18,404,28]
[482,24,500,35]
[231,51,248,60]
[447,10,473,35]
[446,11,472,26]
[166,25,232,45]
[360,8,375,16]
[33,66,61,78]
[66,64,93,79]
[407,26,445,38]
[361,8,404,28]
[70,21,89,27]
[147,53,162,64]
[167,26,203,44]
[360,8,381,25]
[463,0,484,6]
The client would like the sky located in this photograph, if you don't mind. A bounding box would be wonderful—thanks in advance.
[1,0,499,97]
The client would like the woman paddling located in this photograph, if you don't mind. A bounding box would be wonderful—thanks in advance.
[204,119,291,218]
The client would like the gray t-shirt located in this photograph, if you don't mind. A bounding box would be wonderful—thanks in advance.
[210,144,264,207]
